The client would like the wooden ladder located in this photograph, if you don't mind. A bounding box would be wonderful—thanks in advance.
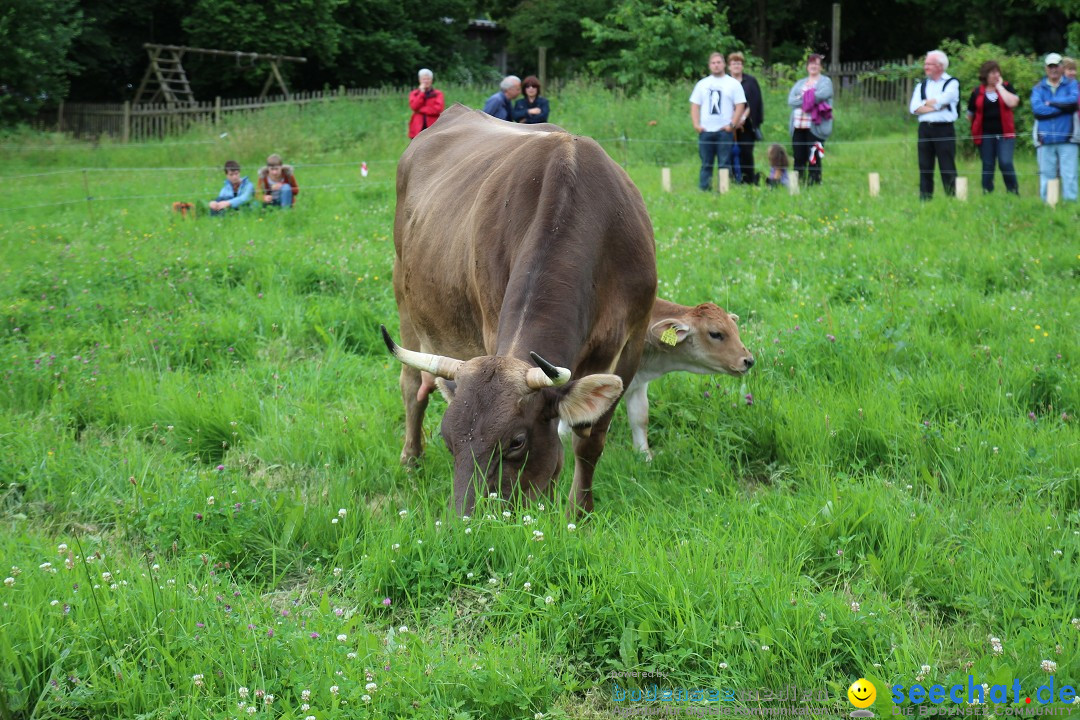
[133,46,196,105]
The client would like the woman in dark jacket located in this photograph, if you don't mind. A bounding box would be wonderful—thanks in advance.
[966,60,1020,194]
[512,76,550,124]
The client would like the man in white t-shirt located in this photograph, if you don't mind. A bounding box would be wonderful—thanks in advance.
[690,52,747,191]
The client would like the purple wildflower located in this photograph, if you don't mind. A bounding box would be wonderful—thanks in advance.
[744,393,754,406]
[382,597,392,607]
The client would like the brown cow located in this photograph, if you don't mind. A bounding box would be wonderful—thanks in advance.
[383,104,657,516]
[626,298,754,459]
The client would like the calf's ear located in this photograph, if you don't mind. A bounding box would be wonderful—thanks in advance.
[728,313,740,323]
[648,319,691,346]
[556,374,624,428]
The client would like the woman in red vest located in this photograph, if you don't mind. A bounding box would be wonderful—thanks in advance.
[966,60,1021,194]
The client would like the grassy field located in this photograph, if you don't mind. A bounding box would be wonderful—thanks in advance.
[1,81,1078,720]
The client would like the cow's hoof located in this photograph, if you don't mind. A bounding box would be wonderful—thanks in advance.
[400,452,421,468]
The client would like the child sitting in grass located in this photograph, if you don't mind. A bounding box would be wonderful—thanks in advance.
[766,144,790,188]
[257,153,299,208]
[209,160,254,215]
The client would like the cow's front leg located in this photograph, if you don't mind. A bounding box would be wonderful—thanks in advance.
[399,365,429,466]
[568,414,612,516]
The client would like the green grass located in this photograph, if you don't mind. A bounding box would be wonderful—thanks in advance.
[0,80,1078,720]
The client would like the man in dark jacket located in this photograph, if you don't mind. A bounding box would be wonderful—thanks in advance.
[729,53,764,185]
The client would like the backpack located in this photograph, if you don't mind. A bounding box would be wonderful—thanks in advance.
[920,76,959,115]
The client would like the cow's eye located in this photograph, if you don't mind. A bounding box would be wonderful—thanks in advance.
[708,331,725,341]
[504,433,527,457]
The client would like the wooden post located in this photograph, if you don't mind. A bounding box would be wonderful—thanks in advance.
[82,170,94,222]
[214,96,221,126]
[57,100,65,133]
[955,177,968,201]
[717,168,730,193]
[789,171,800,196]
[1047,178,1061,207]
[830,4,840,69]
[122,101,131,143]
[661,167,672,192]
[868,172,880,197]
[538,46,547,92]
[904,54,914,103]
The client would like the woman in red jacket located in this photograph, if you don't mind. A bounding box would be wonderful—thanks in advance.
[408,69,445,139]
[966,60,1021,194]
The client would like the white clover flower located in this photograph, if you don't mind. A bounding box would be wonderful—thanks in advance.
[331,517,339,524]
[399,626,408,633]
[57,543,68,554]
[1052,549,1063,557]
[567,523,576,531]
[151,563,160,571]
[489,492,498,499]
[391,543,400,550]
[719,662,729,669]
[337,634,347,642]
[300,703,310,711]
[464,528,472,535]
[850,601,860,613]
[761,645,770,651]
[435,520,442,528]
[347,651,358,659]
[264,694,274,705]
[1073,618,1080,630]
[193,673,205,687]
[462,515,470,523]
[333,567,342,577]
[503,511,512,518]
[489,577,498,585]
[1042,659,1058,673]
[207,496,215,506]
[362,694,371,703]
[545,596,554,605]
[1,578,11,588]
[306,716,316,720]
[990,637,1003,655]
[365,682,377,692]
[9,567,21,576]
[523,515,534,525]
[246,707,256,715]
[523,582,532,590]
[101,571,112,582]
[921,664,931,675]
[338,508,347,518]
[399,509,408,517]
[50,599,59,606]
[535,713,545,719]
[533,530,545,541]
[238,687,249,698]
[330,684,340,694]
[466,572,474,579]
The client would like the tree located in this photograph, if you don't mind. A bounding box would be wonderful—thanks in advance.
[581,0,737,91]
[498,0,614,77]
[0,0,82,122]
[181,0,345,98]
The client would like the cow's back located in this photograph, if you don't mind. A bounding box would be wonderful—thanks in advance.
[393,103,656,368]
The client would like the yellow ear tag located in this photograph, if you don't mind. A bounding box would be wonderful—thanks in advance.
[660,327,678,346]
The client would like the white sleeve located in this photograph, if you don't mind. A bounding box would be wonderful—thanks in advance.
[909,83,923,115]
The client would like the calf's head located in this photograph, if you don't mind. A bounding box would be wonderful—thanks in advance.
[382,327,623,515]
[650,303,754,375]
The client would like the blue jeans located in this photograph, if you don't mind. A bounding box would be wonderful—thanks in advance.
[698,130,734,190]
[267,183,294,208]
[978,136,1018,194]
[1037,143,1079,202]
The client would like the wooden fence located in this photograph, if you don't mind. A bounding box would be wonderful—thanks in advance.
[36,58,917,141]
[36,86,405,141]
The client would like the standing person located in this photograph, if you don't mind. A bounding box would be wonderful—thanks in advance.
[966,61,1021,194]
[1031,53,1079,203]
[257,153,299,208]
[787,53,833,186]
[408,69,445,139]
[512,76,550,124]
[729,52,764,185]
[689,52,746,191]
[208,160,254,215]
[909,50,960,200]
[1065,58,1080,147]
[482,76,522,121]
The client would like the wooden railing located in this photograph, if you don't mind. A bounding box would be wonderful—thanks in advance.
[34,86,408,141]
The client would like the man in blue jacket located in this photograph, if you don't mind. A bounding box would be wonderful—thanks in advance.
[482,76,521,121]
[209,160,255,215]
[1031,53,1079,202]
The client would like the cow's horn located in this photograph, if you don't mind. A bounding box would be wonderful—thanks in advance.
[527,351,572,389]
[380,325,463,380]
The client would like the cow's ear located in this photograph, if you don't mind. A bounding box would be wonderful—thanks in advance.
[556,374,623,427]
[648,319,691,346]
[436,378,457,402]
[728,313,739,323]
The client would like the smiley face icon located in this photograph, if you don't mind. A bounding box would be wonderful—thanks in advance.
[848,678,877,709]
